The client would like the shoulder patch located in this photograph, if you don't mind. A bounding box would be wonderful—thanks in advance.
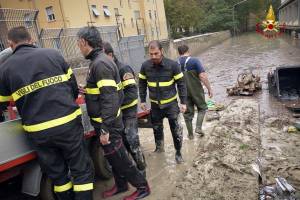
[123,72,134,80]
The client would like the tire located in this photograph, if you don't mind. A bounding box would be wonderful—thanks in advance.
[90,138,112,179]
[39,176,56,200]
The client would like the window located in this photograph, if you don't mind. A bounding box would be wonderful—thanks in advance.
[119,0,123,7]
[134,10,140,20]
[91,5,100,17]
[114,8,120,16]
[123,18,126,27]
[148,10,152,19]
[131,18,134,28]
[45,6,55,21]
[24,13,32,28]
[103,6,111,17]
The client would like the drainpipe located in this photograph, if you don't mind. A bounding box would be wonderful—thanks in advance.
[58,0,67,28]
[86,0,93,26]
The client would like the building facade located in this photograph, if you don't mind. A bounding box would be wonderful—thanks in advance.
[0,0,169,42]
[278,0,300,30]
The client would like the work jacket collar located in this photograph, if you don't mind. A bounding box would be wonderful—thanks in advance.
[13,43,37,54]
[86,47,102,61]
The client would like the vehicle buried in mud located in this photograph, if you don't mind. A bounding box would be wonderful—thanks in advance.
[268,65,300,112]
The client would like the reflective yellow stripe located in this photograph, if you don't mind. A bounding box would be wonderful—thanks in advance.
[147,79,174,87]
[159,79,174,87]
[54,182,72,193]
[0,95,12,102]
[121,99,138,110]
[12,68,73,101]
[97,79,117,88]
[117,108,121,117]
[161,94,178,104]
[150,94,178,105]
[91,117,103,123]
[117,82,123,90]
[122,79,136,87]
[23,108,82,132]
[86,88,100,95]
[73,183,94,192]
[91,109,121,123]
[174,72,184,80]
[138,73,146,79]
[147,81,157,87]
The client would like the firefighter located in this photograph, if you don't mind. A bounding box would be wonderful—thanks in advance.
[139,40,187,164]
[0,27,94,200]
[77,27,150,200]
[103,42,147,175]
[0,47,13,122]
[177,44,213,139]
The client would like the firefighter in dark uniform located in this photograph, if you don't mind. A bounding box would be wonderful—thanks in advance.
[0,27,94,200]
[102,42,147,175]
[177,44,213,139]
[139,40,187,164]
[0,47,13,122]
[77,27,150,200]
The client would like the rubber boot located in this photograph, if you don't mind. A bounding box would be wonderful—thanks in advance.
[195,111,206,137]
[55,190,74,200]
[184,119,194,140]
[154,140,165,153]
[175,150,184,164]
[74,190,94,200]
[123,184,151,200]
[102,184,128,198]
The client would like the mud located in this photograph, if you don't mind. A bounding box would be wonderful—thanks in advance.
[170,99,260,200]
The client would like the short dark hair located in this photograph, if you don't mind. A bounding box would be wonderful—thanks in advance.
[8,26,31,43]
[148,40,162,50]
[103,42,114,55]
[77,26,102,49]
[178,44,189,55]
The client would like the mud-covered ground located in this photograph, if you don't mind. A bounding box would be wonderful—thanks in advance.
[169,33,300,200]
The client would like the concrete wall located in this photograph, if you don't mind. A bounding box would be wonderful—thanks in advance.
[154,30,231,60]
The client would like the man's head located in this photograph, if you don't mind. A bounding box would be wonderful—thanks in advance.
[7,26,32,50]
[177,44,189,56]
[148,40,163,65]
[103,42,114,60]
[77,26,102,57]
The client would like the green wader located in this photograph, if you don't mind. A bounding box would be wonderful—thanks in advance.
[183,69,207,138]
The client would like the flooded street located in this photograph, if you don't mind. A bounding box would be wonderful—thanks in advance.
[170,33,300,199]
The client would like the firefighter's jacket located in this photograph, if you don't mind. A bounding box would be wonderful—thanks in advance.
[0,44,80,133]
[115,60,138,119]
[85,49,124,133]
[139,57,187,108]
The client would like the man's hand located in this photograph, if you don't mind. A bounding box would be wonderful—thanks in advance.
[179,104,187,113]
[208,89,213,98]
[99,132,110,145]
[140,102,147,111]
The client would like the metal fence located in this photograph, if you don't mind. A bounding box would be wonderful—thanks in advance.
[0,8,146,70]
[0,8,39,51]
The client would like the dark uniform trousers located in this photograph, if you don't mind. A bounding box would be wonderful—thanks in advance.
[122,106,146,171]
[150,101,183,151]
[27,117,94,200]
[96,118,147,189]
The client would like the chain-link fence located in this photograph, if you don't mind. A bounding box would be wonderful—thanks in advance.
[0,8,39,51]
